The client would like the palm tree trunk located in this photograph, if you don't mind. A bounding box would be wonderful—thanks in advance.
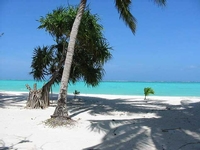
[41,84,50,107]
[41,75,56,107]
[52,0,87,118]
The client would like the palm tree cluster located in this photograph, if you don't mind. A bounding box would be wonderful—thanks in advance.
[29,6,112,108]
[53,0,166,118]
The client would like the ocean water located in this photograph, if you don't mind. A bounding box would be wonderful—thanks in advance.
[0,80,200,96]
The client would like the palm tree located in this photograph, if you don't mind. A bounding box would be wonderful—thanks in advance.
[53,0,166,118]
[29,6,111,109]
[52,0,87,118]
[73,90,80,99]
[144,87,155,100]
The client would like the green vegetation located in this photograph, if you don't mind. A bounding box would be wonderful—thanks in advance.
[54,0,166,118]
[29,6,111,109]
[32,6,112,86]
[144,87,155,100]
[73,90,80,99]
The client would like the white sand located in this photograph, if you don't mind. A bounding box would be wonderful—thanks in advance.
[0,92,200,150]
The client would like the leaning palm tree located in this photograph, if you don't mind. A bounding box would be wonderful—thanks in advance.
[52,0,87,118]
[29,6,111,109]
[53,0,166,118]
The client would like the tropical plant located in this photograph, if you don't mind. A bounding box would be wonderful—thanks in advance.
[29,6,111,109]
[144,87,155,100]
[54,0,166,118]
[73,90,80,99]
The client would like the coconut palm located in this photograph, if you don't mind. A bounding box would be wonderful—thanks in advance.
[54,0,166,118]
[29,6,111,109]
[144,87,155,100]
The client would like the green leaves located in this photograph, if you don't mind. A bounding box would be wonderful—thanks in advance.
[31,6,112,87]
[30,46,55,81]
[153,0,166,6]
[38,6,77,42]
[114,0,166,34]
[73,90,80,95]
[115,0,136,34]
[144,87,155,100]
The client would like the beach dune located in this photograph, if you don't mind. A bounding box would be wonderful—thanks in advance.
[0,92,200,150]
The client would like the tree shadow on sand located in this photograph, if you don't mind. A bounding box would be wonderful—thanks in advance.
[68,96,167,117]
[66,95,200,150]
[0,137,32,150]
[0,93,28,108]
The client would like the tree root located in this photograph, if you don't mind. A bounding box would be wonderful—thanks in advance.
[44,117,76,128]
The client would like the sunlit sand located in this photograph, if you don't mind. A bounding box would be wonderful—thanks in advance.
[0,92,200,150]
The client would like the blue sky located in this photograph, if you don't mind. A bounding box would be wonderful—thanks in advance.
[0,0,200,81]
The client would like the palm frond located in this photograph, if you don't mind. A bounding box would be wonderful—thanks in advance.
[30,46,54,81]
[115,0,166,34]
[153,0,166,6]
[33,6,112,87]
[115,0,136,34]
[144,87,155,96]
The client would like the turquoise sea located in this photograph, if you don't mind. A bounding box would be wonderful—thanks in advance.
[0,80,200,96]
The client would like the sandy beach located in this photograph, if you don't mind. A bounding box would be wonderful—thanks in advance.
[0,92,200,150]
